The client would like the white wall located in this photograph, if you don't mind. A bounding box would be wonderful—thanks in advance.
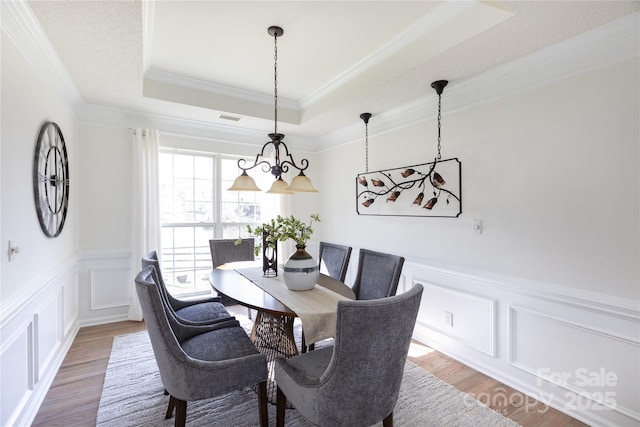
[2,4,638,425]
[1,35,80,426]
[77,125,132,250]
[318,58,639,301]
[316,58,640,426]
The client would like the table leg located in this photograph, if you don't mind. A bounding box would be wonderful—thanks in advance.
[250,310,298,405]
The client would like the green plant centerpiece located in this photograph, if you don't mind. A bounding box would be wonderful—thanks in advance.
[240,214,320,290]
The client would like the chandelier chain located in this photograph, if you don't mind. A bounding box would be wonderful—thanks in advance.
[273,31,278,134]
[437,92,442,161]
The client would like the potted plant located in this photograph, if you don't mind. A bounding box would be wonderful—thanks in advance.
[241,214,320,290]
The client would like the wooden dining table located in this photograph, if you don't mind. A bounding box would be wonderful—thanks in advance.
[209,262,355,403]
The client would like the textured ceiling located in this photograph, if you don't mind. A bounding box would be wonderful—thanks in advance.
[25,1,640,144]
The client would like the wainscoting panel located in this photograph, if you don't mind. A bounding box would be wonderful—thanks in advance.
[510,305,640,422]
[414,281,495,356]
[35,292,62,384]
[90,268,131,310]
[402,260,640,427]
[0,321,33,426]
[0,256,79,427]
[63,276,78,337]
[78,250,133,325]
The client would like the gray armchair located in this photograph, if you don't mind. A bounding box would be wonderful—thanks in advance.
[318,241,352,282]
[209,238,255,267]
[135,265,268,427]
[142,251,232,324]
[351,248,405,300]
[275,284,424,427]
[209,238,255,316]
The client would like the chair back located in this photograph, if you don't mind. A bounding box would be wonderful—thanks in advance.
[210,238,254,267]
[134,266,197,395]
[141,250,182,312]
[141,250,165,285]
[319,284,423,426]
[351,249,404,300]
[318,242,352,282]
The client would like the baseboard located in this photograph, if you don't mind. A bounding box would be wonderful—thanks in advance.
[78,314,132,328]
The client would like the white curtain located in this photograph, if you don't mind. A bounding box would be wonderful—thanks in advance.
[128,128,161,321]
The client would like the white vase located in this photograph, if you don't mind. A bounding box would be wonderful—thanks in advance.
[283,245,319,291]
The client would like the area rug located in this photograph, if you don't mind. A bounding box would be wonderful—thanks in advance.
[97,330,519,426]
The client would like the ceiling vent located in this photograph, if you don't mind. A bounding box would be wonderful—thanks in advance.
[218,114,241,122]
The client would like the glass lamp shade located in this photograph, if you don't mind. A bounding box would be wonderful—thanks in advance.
[287,172,318,192]
[228,172,261,191]
[266,177,294,194]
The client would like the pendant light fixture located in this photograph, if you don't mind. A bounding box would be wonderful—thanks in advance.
[355,79,461,217]
[228,26,317,194]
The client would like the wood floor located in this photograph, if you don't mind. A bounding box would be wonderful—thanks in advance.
[33,312,587,427]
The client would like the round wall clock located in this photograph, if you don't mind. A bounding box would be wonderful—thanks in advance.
[33,121,69,238]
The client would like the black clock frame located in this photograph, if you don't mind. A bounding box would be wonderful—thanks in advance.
[33,121,69,238]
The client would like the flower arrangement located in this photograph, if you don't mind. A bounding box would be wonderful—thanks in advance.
[237,213,320,255]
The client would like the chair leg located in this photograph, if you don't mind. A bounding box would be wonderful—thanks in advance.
[258,380,268,427]
[248,307,252,319]
[174,399,187,427]
[165,395,175,419]
[276,386,287,427]
[383,411,394,427]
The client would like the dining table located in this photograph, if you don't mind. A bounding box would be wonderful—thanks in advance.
[209,261,355,403]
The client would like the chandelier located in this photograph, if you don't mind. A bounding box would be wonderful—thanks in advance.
[228,26,317,194]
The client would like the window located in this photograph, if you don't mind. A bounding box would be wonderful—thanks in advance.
[159,151,280,296]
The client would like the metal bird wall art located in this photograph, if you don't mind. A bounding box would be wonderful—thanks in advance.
[355,81,461,217]
[355,157,461,217]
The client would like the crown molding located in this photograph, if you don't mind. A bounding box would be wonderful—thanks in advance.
[1,0,83,109]
[300,1,480,109]
[315,11,640,151]
[144,68,300,111]
[6,2,638,153]
[77,103,318,151]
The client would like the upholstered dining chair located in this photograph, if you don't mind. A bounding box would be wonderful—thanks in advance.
[209,238,255,316]
[318,241,352,282]
[135,265,268,427]
[141,251,233,325]
[209,238,255,267]
[275,284,424,427]
[351,248,405,300]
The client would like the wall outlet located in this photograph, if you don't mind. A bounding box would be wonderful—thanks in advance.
[444,311,454,327]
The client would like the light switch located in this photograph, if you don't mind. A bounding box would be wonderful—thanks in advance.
[8,240,20,261]
[472,219,482,235]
